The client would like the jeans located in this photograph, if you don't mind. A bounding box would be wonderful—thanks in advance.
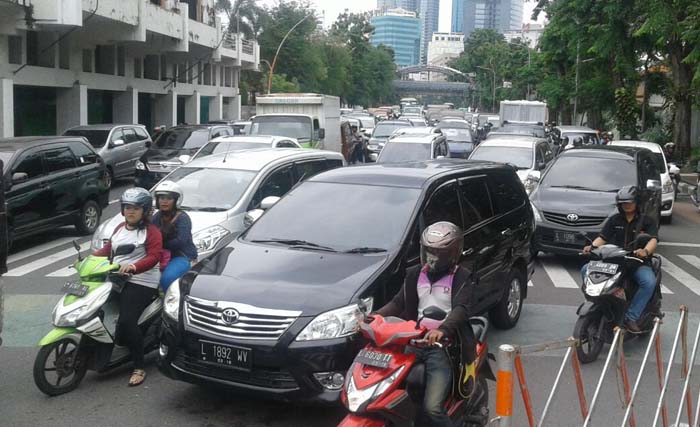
[408,347,454,427]
[160,256,191,290]
[581,263,656,322]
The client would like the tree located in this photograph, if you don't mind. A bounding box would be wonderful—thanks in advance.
[215,0,263,39]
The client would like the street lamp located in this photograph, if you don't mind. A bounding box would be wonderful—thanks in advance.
[477,65,496,113]
[267,13,314,94]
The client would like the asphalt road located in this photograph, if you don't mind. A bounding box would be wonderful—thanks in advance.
[1,182,700,427]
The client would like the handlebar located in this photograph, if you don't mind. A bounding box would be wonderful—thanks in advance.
[409,338,448,348]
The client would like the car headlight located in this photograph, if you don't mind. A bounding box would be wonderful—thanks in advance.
[193,225,230,253]
[296,298,373,341]
[524,178,537,195]
[531,202,543,223]
[164,279,181,320]
[53,284,111,327]
[345,365,404,413]
[135,160,147,170]
[663,181,674,194]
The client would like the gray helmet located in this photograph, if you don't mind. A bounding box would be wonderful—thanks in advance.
[420,221,463,274]
[120,187,153,216]
[616,186,638,213]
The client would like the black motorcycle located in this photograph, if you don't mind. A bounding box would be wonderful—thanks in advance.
[574,235,662,363]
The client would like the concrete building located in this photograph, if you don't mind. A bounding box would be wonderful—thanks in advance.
[504,23,545,50]
[377,0,418,13]
[370,8,421,67]
[0,0,259,138]
[418,0,440,65]
[454,0,523,36]
[427,32,464,64]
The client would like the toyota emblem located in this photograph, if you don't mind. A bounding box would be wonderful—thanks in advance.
[566,213,580,223]
[221,308,240,325]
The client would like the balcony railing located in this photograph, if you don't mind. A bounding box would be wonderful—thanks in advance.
[223,35,256,56]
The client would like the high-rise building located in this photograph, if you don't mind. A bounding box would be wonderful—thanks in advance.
[370,8,421,67]
[452,0,465,33]
[377,0,418,12]
[418,0,440,64]
[455,0,524,36]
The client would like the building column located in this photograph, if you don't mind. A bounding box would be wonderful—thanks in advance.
[0,79,14,138]
[56,83,87,134]
[113,87,139,124]
[154,90,177,128]
[209,93,223,121]
[185,91,200,125]
[224,95,241,121]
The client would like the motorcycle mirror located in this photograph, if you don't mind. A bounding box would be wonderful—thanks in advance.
[72,240,83,261]
[423,306,447,321]
[113,244,136,257]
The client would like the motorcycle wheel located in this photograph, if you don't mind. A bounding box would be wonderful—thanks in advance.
[33,337,88,396]
[574,313,605,364]
[463,377,490,427]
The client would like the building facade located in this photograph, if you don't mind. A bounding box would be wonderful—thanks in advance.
[504,23,544,50]
[452,0,465,33]
[427,32,465,65]
[370,8,421,67]
[455,0,524,36]
[0,0,259,138]
[418,0,440,65]
[377,0,418,13]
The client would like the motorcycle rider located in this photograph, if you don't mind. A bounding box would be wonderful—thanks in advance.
[375,221,477,427]
[349,124,364,164]
[93,188,163,386]
[664,143,676,162]
[582,186,659,333]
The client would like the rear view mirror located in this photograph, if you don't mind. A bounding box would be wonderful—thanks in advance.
[318,128,326,140]
[113,244,136,256]
[11,172,28,184]
[260,196,280,210]
[244,209,264,227]
[646,179,662,191]
[422,306,447,321]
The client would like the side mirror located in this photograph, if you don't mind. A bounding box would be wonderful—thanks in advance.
[243,209,264,227]
[646,179,662,191]
[11,172,28,184]
[113,244,136,256]
[178,154,191,164]
[528,170,541,182]
[422,306,447,321]
[318,128,326,139]
[260,196,280,210]
[145,140,152,148]
[112,139,125,148]
[363,130,371,137]
[536,162,547,171]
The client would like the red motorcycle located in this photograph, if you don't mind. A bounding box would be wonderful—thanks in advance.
[338,307,493,427]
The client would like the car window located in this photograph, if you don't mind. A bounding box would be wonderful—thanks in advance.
[12,151,44,179]
[488,173,525,215]
[63,130,109,148]
[543,143,554,162]
[68,141,98,165]
[122,128,139,143]
[110,129,124,144]
[423,182,463,229]
[295,160,330,182]
[134,127,150,140]
[277,140,297,148]
[251,165,294,208]
[43,147,77,173]
[459,177,493,229]
[639,155,660,183]
[535,145,545,165]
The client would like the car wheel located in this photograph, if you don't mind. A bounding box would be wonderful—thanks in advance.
[489,269,525,330]
[75,200,101,235]
[105,168,114,189]
[661,214,672,225]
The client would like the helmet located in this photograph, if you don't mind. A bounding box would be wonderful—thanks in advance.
[420,222,463,274]
[154,180,184,208]
[572,136,584,147]
[120,187,153,217]
[665,143,675,149]
[615,186,638,213]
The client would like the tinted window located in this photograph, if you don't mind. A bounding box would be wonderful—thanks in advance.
[63,129,110,148]
[423,183,463,228]
[295,161,330,182]
[535,145,545,165]
[373,123,411,138]
[562,132,599,145]
[122,128,139,143]
[378,143,431,163]
[110,129,124,144]
[134,127,150,140]
[470,146,533,169]
[459,177,493,229]
[154,129,210,150]
[252,166,294,208]
[68,142,98,165]
[542,156,636,192]
[166,167,256,211]
[43,148,76,173]
[13,151,43,179]
[277,140,297,148]
[640,155,660,182]
[489,173,525,215]
[441,128,473,142]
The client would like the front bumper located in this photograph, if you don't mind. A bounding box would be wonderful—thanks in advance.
[533,222,603,257]
[157,315,363,402]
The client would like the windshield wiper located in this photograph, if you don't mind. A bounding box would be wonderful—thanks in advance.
[250,238,337,252]
[344,247,388,254]
[550,185,602,192]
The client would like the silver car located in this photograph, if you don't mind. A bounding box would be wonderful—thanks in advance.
[64,124,151,188]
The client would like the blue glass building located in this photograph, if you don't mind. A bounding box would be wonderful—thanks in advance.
[370,10,421,67]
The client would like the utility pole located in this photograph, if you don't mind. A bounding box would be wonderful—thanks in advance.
[573,37,580,124]
[477,64,496,113]
[267,13,313,94]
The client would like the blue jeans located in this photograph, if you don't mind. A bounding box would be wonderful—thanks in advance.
[581,264,656,321]
[408,347,454,427]
[160,256,191,290]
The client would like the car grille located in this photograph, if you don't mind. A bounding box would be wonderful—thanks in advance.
[173,350,299,390]
[147,162,178,173]
[543,211,607,228]
[185,296,301,341]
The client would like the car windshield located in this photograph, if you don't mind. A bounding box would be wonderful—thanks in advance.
[441,128,473,142]
[64,130,110,148]
[250,116,311,141]
[245,182,420,251]
[154,129,210,151]
[195,141,268,158]
[470,146,533,169]
[373,123,409,138]
[542,156,636,192]
[165,167,256,211]
[403,107,422,115]
[652,153,667,172]
[378,143,431,163]
[563,132,600,145]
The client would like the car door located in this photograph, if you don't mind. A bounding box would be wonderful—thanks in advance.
[131,127,152,166]
[248,164,295,210]
[107,128,130,176]
[637,153,662,225]
[293,158,338,184]
[119,128,141,176]
[0,160,7,274]
[41,146,81,220]
[6,148,51,234]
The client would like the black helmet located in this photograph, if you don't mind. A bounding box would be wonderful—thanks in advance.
[420,221,463,274]
[120,187,153,218]
[616,186,638,213]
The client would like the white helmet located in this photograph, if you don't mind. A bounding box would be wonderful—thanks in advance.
[154,180,184,208]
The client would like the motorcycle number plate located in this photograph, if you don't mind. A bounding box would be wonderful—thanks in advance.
[588,261,619,275]
[62,281,89,297]
[356,349,393,369]
[199,340,252,371]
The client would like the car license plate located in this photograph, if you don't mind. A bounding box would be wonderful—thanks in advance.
[61,281,89,297]
[588,261,619,275]
[199,340,252,370]
[554,231,577,244]
[355,349,393,369]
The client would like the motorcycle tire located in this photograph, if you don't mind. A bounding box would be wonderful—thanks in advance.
[574,313,605,364]
[33,337,88,396]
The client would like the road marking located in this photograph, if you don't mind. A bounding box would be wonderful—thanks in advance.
[659,255,700,296]
[659,242,700,248]
[7,237,77,265]
[538,259,580,288]
[46,265,77,277]
[678,255,700,271]
[661,284,674,294]
[528,280,533,287]
[5,241,91,277]
[109,199,120,205]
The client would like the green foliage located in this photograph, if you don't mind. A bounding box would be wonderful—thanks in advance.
[266,73,301,93]
[614,88,639,138]
[639,124,672,146]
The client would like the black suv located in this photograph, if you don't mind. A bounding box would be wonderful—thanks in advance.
[0,137,109,246]
[135,125,234,189]
[158,159,534,402]
[530,146,662,256]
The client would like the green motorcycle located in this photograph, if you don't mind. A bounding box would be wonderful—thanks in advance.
[33,242,163,396]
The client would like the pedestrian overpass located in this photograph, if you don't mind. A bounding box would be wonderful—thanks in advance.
[394,65,472,99]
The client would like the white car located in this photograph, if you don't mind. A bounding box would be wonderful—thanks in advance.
[377,133,449,163]
[610,140,675,222]
[92,149,345,259]
[193,135,302,159]
[469,137,555,194]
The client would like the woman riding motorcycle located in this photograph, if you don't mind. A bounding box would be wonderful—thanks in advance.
[151,180,197,290]
[375,221,477,427]
[93,188,163,386]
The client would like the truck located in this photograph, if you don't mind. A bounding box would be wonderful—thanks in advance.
[499,100,548,123]
[252,93,341,152]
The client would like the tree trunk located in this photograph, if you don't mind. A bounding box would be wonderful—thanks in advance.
[669,44,693,160]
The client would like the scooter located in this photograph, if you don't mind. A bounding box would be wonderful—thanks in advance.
[33,242,163,396]
[338,307,492,427]
[574,235,662,364]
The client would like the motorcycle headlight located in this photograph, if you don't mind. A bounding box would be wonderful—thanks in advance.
[296,298,373,341]
[164,279,181,320]
[193,225,230,253]
[53,284,111,327]
[662,181,674,194]
[135,160,147,171]
[345,365,405,413]
[531,202,543,223]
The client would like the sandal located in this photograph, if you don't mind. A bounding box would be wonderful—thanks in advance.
[128,369,146,386]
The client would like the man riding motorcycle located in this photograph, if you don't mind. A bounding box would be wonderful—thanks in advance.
[375,221,477,427]
[582,186,659,333]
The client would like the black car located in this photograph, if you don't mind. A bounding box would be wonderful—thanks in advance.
[0,137,109,246]
[530,146,662,256]
[158,159,535,402]
[135,125,234,189]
